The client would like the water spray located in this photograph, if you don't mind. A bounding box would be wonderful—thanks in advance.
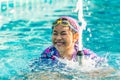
[74,0,87,65]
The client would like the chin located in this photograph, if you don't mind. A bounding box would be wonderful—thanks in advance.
[55,46,65,52]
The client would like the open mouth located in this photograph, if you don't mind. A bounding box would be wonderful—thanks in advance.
[54,41,65,46]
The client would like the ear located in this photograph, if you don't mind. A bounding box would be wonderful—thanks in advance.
[73,33,79,42]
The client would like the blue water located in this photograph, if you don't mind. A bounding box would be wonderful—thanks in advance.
[0,0,120,79]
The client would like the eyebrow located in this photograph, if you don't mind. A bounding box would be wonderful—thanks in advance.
[61,31,67,33]
[53,30,67,33]
[53,30,57,33]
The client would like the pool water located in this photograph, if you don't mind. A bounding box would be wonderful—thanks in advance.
[0,0,120,79]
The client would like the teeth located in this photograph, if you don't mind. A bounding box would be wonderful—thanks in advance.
[57,42,62,44]
[56,42,63,46]
[55,42,63,43]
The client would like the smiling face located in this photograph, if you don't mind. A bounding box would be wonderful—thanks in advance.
[52,25,78,53]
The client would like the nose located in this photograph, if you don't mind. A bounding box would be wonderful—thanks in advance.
[56,34,62,40]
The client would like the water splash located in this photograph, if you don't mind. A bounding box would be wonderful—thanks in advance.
[74,0,87,51]
[11,57,120,80]
[74,0,99,69]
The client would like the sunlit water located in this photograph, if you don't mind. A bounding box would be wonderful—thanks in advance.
[0,0,120,80]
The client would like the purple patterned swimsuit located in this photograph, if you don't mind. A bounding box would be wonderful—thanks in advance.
[40,45,99,62]
[30,45,107,71]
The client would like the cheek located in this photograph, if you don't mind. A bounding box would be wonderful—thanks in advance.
[66,35,74,43]
[51,35,54,41]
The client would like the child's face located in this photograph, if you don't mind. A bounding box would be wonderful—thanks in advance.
[52,25,78,52]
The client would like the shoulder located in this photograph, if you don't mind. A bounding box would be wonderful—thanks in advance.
[83,48,97,59]
[40,46,56,59]
[42,46,57,54]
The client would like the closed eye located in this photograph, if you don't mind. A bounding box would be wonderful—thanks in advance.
[53,31,58,35]
[53,33,57,35]
[61,31,67,35]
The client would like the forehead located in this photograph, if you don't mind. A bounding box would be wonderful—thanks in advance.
[53,25,70,31]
